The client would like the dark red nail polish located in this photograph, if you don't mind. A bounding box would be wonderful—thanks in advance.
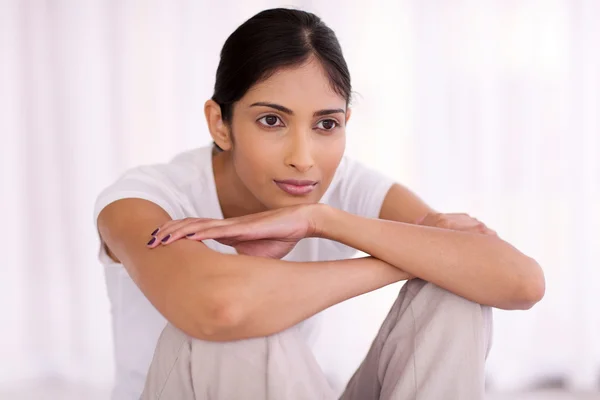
[147,237,156,246]
[151,228,159,236]
[161,234,171,243]
[186,233,195,237]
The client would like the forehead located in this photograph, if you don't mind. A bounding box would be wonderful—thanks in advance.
[240,58,346,111]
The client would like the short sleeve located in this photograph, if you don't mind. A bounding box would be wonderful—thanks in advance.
[335,157,395,219]
[93,165,184,232]
[93,165,187,265]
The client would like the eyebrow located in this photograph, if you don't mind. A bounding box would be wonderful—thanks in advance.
[249,102,345,117]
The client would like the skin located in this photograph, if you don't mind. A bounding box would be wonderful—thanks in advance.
[98,56,545,342]
[206,57,348,216]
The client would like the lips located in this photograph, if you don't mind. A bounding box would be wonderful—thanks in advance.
[274,179,318,196]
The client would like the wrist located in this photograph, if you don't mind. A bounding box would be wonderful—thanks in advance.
[311,203,347,240]
[308,203,339,239]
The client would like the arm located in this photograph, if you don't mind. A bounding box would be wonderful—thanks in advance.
[98,198,410,342]
[316,184,545,310]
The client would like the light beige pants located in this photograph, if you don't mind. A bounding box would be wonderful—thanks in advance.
[142,279,493,400]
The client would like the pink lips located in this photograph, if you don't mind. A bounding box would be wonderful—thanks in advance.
[274,179,318,195]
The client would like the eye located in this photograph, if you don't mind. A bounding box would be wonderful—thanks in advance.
[257,115,284,128]
[316,119,339,131]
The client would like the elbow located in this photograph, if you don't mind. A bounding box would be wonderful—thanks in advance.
[192,291,245,341]
[512,257,546,310]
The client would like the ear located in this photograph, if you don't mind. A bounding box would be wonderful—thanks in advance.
[345,107,352,126]
[204,99,232,151]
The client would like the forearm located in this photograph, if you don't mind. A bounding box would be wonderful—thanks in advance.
[202,254,409,341]
[319,207,544,310]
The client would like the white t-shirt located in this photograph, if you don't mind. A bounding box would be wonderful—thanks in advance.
[94,146,394,400]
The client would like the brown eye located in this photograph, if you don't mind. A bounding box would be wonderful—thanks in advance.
[316,119,339,131]
[258,115,283,127]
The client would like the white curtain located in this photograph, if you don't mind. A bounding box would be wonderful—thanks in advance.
[1,0,598,393]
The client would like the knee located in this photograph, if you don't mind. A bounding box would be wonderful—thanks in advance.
[404,278,493,330]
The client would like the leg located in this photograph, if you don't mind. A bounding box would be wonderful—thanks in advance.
[141,323,336,400]
[340,278,493,400]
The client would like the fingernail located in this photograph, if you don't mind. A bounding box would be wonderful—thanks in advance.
[147,237,156,246]
[161,234,171,243]
[151,228,159,236]
[186,233,195,237]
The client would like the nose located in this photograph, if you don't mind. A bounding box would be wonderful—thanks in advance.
[284,130,314,173]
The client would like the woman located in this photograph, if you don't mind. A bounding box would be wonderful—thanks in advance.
[95,8,545,400]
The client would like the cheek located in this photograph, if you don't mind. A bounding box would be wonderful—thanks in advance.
[231,130,277,186]
[233,149,267,184]
[318,135,345,174]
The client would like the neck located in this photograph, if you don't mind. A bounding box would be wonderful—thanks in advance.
[212,149,266,219]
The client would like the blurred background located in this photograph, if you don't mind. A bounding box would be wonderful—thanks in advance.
[1,0,598,399]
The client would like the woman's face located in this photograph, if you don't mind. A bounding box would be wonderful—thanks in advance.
[228,58,349,210]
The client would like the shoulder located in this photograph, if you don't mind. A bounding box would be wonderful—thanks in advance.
[331,155,393,185]
[133,147,208,188]
[323,155,395,218]
[94,147,211,223]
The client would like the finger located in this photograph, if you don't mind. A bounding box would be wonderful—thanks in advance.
[159,219,229,245]
[449,215,483,228]
[454,214,479,224]
[481,226,497,236]
[443,218,484,232]
[183,213,264,243]
[427,213,497,236]
[414,214,428,225]
[147,219,190,247]
[445,213,471,217]
[463,223,495,236]
[417,213,444,227]
[148,218,211,247]
[437,217,477,230]
[460,217,496,235]
[187,222,250,242]
[148,219,183,237]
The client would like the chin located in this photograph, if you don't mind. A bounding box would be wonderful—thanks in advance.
[266,194,320,209]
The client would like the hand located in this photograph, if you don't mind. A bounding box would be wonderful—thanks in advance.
[147,204,324,259]
[414,212,497,236]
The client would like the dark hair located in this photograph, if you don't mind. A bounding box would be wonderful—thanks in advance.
[212,8,352,126]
